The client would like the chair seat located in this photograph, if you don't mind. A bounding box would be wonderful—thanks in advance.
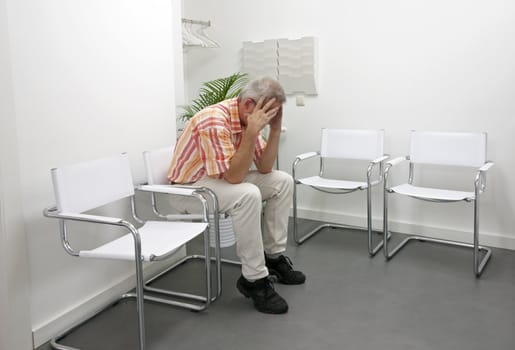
[298,176,367,190]
[390,183,475,201]
[79,221,208,261]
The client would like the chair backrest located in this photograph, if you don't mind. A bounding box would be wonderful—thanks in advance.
[51,153,135,213]
[409,131,486,167]
[143,146,174,185]
[320,129,384,160]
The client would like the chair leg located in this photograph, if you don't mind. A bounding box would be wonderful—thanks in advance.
[124,275,214,311]
[194,255,241,300]
[474,196,479,275]
[473,197,492,277]
[50,257,149,350]
[295,206,389,255]
[294,183,388,254]
[293,180,346,245]
[292,180,348,244]
[292,181,302,244]
[383,189,411,259]
[366,186,390,256]
[383,191,492,277]
[385,233,492,276]
[135,254,235,309]
[134,222,240,310]
[49,232,217,349]
[123,228,217,312]
[50,297,134,350]
[135,256,146,350]
[368,229,390,257]
[202,228,212,309]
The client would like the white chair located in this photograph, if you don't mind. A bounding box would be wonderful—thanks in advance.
[383,131,494,277]
[292,129,389,256]
[43,153,213,350]
[141,146,241,300]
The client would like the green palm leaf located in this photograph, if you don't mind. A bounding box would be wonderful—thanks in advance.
[179,72,248,121]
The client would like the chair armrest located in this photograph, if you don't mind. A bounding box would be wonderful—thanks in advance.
[165,214,204,221]
[371,155,389,164]
[367,155,389,185]
[383,156,409,187]
[133,185,211,223]
[292,152,321,181]
[43,207,137,257]
[475,161,494,194]
[59,212,125,224]
[479,161,494,172]
[136,184,197,196]
[295,151,319,161]
[44,207,124,225]
[387,156,408,167]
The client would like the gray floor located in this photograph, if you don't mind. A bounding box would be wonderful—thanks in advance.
[37,218,515,350]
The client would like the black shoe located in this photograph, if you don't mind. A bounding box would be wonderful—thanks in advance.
[265,255,306,285]
[236,276,288,314]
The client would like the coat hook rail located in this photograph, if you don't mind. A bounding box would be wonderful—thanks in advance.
[182,18,211,26]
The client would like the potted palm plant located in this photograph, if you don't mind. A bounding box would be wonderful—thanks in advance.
[179,72,249,122]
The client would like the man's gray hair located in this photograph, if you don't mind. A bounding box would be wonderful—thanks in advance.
[239,76,286,103]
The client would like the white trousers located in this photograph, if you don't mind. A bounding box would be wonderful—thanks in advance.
[194,170,293,280]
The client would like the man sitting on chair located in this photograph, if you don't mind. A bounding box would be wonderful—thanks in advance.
[168,77,305,314]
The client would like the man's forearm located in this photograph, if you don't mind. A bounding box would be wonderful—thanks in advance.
[223,129,258,184]
[255,127,280,173]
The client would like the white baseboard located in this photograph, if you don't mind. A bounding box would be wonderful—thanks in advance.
[294,208,515,251]
[32,247,186,348]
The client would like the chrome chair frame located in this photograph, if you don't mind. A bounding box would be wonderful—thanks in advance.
[292,130,389,256]
[43,156,217,350]
[138,184,242,302]
[141,147,241,302]
[382,137,494,277]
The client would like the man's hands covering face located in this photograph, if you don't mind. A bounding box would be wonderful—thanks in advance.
[246,97,280,135]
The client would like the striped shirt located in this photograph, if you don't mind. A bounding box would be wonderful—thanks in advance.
[168,98,267,184]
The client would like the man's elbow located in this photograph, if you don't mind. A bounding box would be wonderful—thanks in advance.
[256,163,273,174]
[255,160,273,174]
[223,173,244,184]
[258,168,273,174]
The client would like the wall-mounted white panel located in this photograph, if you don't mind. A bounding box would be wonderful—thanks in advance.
[277,74,317,95]
[242,39,278,79]
[278,37,317,95]
[242,36,317,95]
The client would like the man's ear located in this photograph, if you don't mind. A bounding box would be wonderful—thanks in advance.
[242,98,255,112]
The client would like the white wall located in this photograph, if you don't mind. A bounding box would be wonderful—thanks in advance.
[1,0,33,348]
[5,0,182,346]
[183,0,515,249]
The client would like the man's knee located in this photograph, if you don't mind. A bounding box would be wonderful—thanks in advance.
[236,183,262,208]
[273,170,294,194]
